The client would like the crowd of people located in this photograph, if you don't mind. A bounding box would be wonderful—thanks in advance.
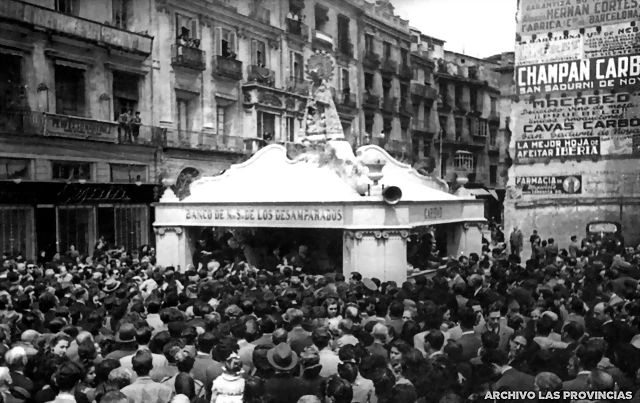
[1,226,640,403]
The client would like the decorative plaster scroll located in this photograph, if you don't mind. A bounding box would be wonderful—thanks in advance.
[344,229,410,240]
[154,227,184,236]
[462,221,486,231]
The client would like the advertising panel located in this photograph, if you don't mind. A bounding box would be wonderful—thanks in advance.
[515,23,640,65]
[517,0,640,35]
[516,175,583,195]
[515,54,640,95]
[515,137,601,159]
[513,92,640,156]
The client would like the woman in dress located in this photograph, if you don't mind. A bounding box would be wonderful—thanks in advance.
[210,353,245,403]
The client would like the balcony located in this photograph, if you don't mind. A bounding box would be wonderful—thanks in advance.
[399,64,412,81]
[246,65,275,87]
[167,129,246,154]
[213,55,243,81]
[286,19,309,40]
[312,30,334,51]
[489,110,500,123]
[381,60,398,76]
[411,83,425,97]
[286,76,310,96]
[1,0,152,56]
[363,92,380,110]
[381,97,398,114]
[399,99,412,117]
[249,4,271,25]
[172,44,206,71]
[335,91,358,115]
[363,51,381,70]
[0,110,166,146]
[412,119,431,136]
[424,86,438,104]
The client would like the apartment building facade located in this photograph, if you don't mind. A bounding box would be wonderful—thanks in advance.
[0,0,377,259]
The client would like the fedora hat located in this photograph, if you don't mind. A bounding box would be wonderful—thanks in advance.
[267,343,298,371]
[103,278,121,293]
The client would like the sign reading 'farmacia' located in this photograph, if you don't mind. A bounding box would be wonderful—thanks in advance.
[516,55,640,94]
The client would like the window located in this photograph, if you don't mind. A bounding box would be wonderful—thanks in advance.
[175,13,198,40]
[177,98,191,133]
[217,106,226,135]
[454,85,463,104]
[383,118,392,136]
[467,117,475,136]
[423,142,431,158]
[441,153,448,178]
[365,34,374,54]
[0,53,23,110]
[489,165,498,186]
[470,88,478,110]
[490,97,497,113]
[439,116,448,138]
[110,164,147,183]
[112,0,131,29]
[0,207,30,257]
[412,68,419,81]
[314,5,328,31]
[337,15,350,53]
[478,119,488,137]
[382,79,391,100]
[52,161,91,181]
[285,117,296,142]
[401,48,409,66]
[290,52,304,82]
[364,72,374,91]
[257,111,276,139]
[427,42,435,51]
[454,118,463,141]
[0,158,30,180]
[400,84,408,102]
[55,0,75,14]
[55,65,85,117]
[383,42,392,59]
[489,125,498,146]
[216,28,237,58]
[112,71,139,121]
[340,68,350,93]
[252,39,267,67]
[439,83,448,105]
[365,116,373,135]
[453,151,474,171]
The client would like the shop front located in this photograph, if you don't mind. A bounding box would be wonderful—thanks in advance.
[154,144,486,283]
[0,181,156,259]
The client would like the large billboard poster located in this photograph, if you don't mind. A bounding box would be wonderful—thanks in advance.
[515,23,640,65]
[515,54,640,95]
[512,92,640,157]
[516,175,583,195]
[517,0,640,35]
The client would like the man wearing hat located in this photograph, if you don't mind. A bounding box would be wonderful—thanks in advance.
[103,278,121,294]
[265,343,306,403]
[105,323,138,361]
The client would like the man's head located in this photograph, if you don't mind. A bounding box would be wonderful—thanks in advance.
[55,362,83,392]
[534,372,562,393]
[99,392,129,403]
[5,347,28,371]
[487,302,503,330]
[132,349,154,377]
[424,330,444,353]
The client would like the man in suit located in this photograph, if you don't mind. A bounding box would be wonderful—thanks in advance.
[477,302,514,353]
[285,309,312,354]
[5,347,34,399]
[510,227,524,258]
[562,341,603,391]
[457,307,482,361]
[491,350,536,394]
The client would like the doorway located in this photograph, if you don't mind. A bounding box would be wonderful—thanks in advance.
[36,207,57,258]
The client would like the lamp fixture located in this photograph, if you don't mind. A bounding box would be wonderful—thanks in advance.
[135,181,142,187]
[78,179,87,184]
[13,178,22,184]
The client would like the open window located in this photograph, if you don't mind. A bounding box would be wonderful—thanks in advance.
[175,13,200,48]
[257,111,276,139]
[112,0,132,30]
[216,27,237,58]
[55,0,76,14]
[314,5,328,31]
[55,65,86,117]
[112,71,139,121]
[52,161,92,181]
[251,39,267,67]
[290,51,304,82]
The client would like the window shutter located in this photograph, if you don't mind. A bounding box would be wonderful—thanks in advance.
[175,13,180,39]
[230,32,237,53]
[251,40,257,65]
[215,27,223,56]
[191,19,198,39]
[289,51,294,78]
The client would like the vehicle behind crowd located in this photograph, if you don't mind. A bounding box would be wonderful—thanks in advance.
[0,228,639,403]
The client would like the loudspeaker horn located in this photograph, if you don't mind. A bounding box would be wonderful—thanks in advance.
[383,186,402,205]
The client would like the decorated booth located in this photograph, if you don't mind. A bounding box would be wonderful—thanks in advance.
[152,51,485,283]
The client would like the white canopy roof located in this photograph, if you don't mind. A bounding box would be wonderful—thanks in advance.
[181,144,470,204]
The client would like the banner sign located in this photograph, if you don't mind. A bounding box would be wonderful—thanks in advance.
[515,137,601,159]
[45,113,117,143]
[517,0,640,35]
[515,54,640,95]
[516,23,640,65]
[185,208,344,224]
[514,92,640,156]
[516,175,583,194]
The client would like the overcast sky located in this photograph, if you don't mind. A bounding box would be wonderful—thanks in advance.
[391,0,517,58]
